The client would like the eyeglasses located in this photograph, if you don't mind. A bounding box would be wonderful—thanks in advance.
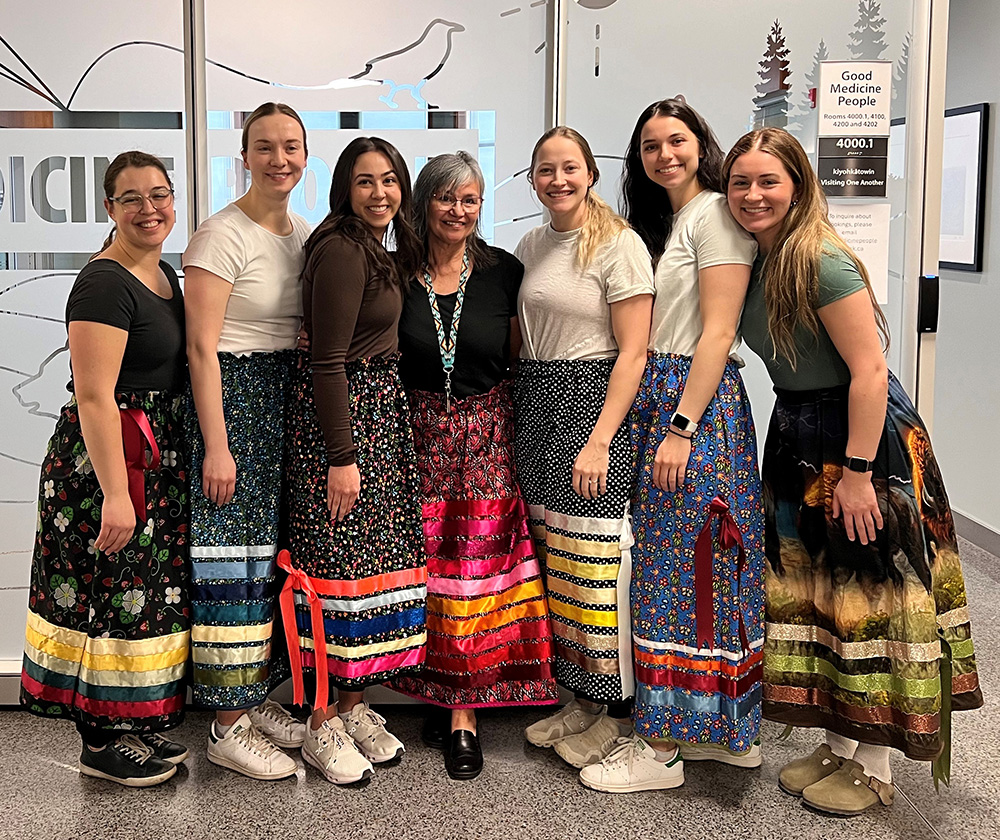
[432,194,484,211]
[108,189,175,212]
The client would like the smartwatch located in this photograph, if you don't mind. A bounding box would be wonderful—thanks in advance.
[843,455,872,473]
[670,412,695,433]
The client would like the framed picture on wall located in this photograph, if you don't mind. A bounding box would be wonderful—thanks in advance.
[940,103,989,272]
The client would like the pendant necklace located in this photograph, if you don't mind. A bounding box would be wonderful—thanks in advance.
[421,250,471,411]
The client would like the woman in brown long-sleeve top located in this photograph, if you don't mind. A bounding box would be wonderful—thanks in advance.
[282,136,425,785]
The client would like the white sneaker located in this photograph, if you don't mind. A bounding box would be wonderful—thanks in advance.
[554,713,629,768]
[207,714,297,780]
[249,699,307,749]
[340,702,404,763]
[579,734,685,793]
[301,717,374,784]
[679,738,762,768]
[525,699,606,748]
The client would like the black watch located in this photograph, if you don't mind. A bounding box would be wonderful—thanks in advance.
[670,411,696,433]
[843,455,872,473]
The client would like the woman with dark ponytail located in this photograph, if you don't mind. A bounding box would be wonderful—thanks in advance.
[21,151,191,787]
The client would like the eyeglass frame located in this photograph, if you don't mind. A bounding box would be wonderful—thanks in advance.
[107,189,175,212]
[431,193,484,211]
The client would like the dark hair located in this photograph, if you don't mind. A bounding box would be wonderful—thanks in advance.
[621,98,725,265]
[412,151,495,272]
[240,102,308,156]
[303,136,421,286]
[96,150,173,255]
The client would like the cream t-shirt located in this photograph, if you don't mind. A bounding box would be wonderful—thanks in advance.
[649,190,757,358]
[515,224,654,361]
[182,203,311,355]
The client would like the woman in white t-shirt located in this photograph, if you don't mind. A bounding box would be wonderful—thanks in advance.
[515,127,653,770]
[579,98,765,794]
[183,102,311,781]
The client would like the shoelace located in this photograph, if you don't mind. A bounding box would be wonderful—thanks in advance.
[602,736,639,768]
[356,706,388,731]
[234,723,281,758]
[142,732,170,748]
[117,734,156,764]
[258,700,296,726]
[316,721,359,755]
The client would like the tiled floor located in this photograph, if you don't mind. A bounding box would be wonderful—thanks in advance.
[2,537,996,840]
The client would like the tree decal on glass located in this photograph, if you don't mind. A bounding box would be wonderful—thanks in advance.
[793,39,829,152]
[753,19,792,130]
[849,0,889,60]
[892,31,910,119]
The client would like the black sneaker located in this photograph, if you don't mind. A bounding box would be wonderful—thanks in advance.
[79,735,177,787]
[137,731,190,764]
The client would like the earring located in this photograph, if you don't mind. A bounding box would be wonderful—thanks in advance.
[790,199,799,207]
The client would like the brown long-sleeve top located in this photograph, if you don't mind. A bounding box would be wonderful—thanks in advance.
[302,232,403,466]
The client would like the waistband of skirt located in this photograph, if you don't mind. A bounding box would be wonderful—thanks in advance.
[408,378,511,412]
[773,382,850,405]
[645,351,743,374]
[517,357,616,377]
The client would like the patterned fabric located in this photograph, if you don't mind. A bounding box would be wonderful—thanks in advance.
[762,373,983,761]
[21,391,190,732]
[284,354,426,692]
[514,357,635,704]
[186,350,295,710]
[629,353,765,751]
[390,381,559,708]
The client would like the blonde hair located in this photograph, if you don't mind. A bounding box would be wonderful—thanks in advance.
[722,128,889,368]
[530,126,627,269]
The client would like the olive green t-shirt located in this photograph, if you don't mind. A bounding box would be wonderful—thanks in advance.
[740,246,867,390]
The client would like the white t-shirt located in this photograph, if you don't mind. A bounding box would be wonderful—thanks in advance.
[182,203,311,355]
[515,224,654,361]
[649,190,757,358]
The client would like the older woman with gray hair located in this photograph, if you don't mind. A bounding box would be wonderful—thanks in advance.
[390,151,558,779]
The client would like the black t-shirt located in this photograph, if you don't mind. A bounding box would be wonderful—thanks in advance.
[65,259,186,393]
[398,247,523,398]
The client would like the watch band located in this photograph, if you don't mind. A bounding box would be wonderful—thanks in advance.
[670,411,695,433]
[844,455,872,473]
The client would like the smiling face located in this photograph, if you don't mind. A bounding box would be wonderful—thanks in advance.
[241,113,307,201]
[104,165,175,251]
[640,115,702,208]
[426,178,482,248]
[530,135,594,230]
[726,148,798,253]
[350,151,402,238]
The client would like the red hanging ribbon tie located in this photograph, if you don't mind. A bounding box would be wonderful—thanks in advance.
[277,549,330,712]
[693,496,750,654]
[119,408,159,521]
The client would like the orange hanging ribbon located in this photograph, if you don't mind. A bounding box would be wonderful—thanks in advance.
[693,496,749,653]
[119,408,160,521]
[277,549,330,712]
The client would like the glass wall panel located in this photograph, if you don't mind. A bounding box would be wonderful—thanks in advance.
[0,3,187,661]
[204,0,550,250]
[564,0,913,433]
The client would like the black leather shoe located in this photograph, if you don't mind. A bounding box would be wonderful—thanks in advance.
[445,729,483,780]
[421,712,447,749]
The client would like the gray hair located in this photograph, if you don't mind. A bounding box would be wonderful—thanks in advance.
[412,151,495,270]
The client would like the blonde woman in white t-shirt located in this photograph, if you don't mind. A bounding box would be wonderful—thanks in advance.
[578,99,766,795]
[183,102,311,781]
[515,127,653,769]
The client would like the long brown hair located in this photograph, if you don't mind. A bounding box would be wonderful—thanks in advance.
[303,136,421,285]
[529,126,627,269]
[94,150,173,257]
[722,128,889,368]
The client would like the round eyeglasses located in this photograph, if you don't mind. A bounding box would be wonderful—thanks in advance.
[108,189,175,213]
[432,194,484,211]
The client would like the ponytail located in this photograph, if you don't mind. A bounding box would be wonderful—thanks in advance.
[578,190,627,269]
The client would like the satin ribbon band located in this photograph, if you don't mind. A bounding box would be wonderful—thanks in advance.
[119,408,160,521]
[277,549,330,712]
[693,495,750,654]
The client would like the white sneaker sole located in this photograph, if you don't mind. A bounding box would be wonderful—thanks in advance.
[579,771,685,793]
[206,749,297,780]
[680,748,762,768]
[526,728,576,748]
[554,742,610,768]
[79,761,177,787]
[163,746,190,765]
[356,744,403,764]
[301,746,373,784]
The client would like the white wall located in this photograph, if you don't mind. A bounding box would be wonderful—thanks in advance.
[935,2,1000,536]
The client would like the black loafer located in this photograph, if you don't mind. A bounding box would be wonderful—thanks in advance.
[421,711,448,749]
[445,729,483,780]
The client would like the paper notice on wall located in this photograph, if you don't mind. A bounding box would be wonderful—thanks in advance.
[827,203,891,304]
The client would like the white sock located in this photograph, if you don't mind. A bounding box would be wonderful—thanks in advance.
[825,730,859,760]
[214,721,233,738]
[852,744,892,783]
[648,741,677,763]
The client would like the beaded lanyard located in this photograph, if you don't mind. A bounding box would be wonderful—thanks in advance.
[421,250,471,411]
